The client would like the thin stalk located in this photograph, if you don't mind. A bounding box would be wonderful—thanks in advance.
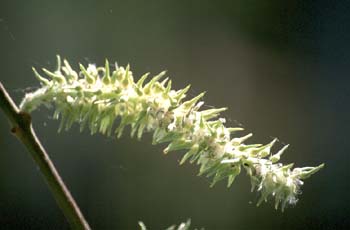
[0,82,91,230]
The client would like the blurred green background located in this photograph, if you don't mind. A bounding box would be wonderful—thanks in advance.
[0,0,349,229]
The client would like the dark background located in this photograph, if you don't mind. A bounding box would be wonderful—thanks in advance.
[0,0,349,229]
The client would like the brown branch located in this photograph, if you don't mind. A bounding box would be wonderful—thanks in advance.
[0,82,91,230]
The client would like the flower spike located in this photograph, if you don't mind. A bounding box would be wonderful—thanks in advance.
[20,57,324,210]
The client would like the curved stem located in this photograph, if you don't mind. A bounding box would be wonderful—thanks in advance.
[0,82,91,230]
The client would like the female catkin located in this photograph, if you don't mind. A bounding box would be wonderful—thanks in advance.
[20,56,324,211]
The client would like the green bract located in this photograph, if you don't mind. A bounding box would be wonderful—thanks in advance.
[20,56,324,211]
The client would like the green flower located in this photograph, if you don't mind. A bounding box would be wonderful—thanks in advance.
[20,55,324,211]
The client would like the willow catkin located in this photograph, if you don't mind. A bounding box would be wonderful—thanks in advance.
[20,56,324,211]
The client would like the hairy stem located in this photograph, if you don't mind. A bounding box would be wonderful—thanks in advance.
[0,82,90,230]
